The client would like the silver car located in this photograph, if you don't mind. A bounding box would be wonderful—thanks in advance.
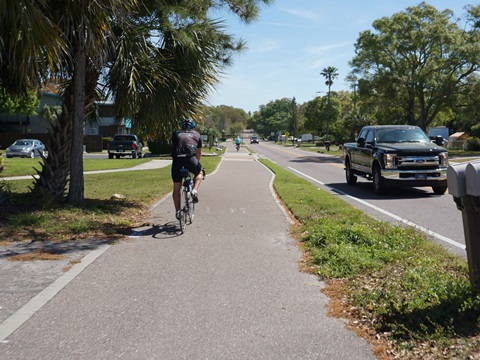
[6,139,46,158]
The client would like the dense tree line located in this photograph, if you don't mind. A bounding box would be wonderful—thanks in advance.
[246,3,480,146]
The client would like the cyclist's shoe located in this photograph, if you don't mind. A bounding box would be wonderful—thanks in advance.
[191,190,199,203]
[175,210,181,220]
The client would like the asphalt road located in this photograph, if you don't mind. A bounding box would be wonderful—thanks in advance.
[0,144,377,359]
[252,141,468,259]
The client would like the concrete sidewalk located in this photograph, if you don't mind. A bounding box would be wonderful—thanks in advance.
[1,159,172,181]
[0,144,376,359]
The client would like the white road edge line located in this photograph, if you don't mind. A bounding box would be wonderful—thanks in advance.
[0,244,111,343]
[288,166,466,251]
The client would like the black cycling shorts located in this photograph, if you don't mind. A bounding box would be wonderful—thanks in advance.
[171,156,202,183]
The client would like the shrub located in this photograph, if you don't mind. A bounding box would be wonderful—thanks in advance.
[147,140,171,155]
[466,137,480,151]
[102,137,112,150]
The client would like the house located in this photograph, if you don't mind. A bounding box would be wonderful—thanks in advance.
[448,132,469,150]
[0,92,127,136]
[0,92,127,151]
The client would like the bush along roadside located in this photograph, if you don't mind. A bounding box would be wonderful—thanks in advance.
[260,159,480,359]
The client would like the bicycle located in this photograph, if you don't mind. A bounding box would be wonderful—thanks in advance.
[178,167,205,233]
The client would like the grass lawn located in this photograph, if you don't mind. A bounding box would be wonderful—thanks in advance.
[0,156,220,243]
[0,157,154,177]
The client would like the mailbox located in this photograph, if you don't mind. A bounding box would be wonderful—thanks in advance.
[448,161,480,290]
[447,163,468,198]
[466,162,480,197]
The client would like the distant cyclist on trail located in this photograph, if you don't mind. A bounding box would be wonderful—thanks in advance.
[235,135,241,151]
[171,119,203,220]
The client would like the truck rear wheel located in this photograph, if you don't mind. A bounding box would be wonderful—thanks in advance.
[108,153,113,159]
[345,159,357,185]
[373,165,386,195]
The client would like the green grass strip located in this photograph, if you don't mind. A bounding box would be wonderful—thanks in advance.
[261,158,480,357]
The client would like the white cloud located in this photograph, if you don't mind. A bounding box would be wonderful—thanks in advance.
[305,42,352,56]
[279,7,322,22]
[254,40,281,53]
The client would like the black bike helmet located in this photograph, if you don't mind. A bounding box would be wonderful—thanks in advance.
[181,119,196,129]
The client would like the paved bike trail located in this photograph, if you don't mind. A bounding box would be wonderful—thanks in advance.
[0,144,376,359]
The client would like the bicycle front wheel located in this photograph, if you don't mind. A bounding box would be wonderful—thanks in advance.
[188,194,195,224]
[179,189,187,233]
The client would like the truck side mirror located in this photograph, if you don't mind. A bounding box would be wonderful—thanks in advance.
[435,135,444,146]
[357,137,365,147]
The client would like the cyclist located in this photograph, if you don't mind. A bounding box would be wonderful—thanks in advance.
[235,135,241,150]
[171,119,203,220]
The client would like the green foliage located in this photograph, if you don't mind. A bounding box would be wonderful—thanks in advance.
[147,140,171,155]
[255,98,295,138]
[0,180,11,204]
[349,252,480,344]
[102,137,112,150]
[202,105,249,136]
[467,137,480,151]
[303,214,426,278]
[350,2,480,130]
[303,95,342,139]
[39,104,62,123]
[0,87,39,115]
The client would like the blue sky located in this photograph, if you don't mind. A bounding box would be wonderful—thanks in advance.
[206,0,473,114]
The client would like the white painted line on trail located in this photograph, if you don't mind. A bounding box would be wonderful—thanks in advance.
[0,244,111,342]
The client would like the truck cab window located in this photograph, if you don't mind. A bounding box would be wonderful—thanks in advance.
[365,130,374,144]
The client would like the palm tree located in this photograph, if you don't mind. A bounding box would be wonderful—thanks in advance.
[320,66,339,146]
[0,0,66,91]
[107,17,244,145]
[1,0,272,204]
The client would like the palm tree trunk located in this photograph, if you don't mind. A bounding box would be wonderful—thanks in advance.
[32,108,72,200]
[68,42,86,204]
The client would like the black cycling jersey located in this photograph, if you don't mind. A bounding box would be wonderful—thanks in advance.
[172,129,202,157]
[171,128,203,182]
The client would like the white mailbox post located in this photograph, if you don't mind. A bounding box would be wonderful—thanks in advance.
[448,162,480,290]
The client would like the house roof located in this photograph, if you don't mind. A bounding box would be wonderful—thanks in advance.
[449,132,467,139]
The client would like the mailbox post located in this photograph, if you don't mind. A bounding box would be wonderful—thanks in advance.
[448,162,480,290]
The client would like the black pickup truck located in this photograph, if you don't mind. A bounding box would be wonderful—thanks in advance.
[343,125,449,195]
[107,134,143,159]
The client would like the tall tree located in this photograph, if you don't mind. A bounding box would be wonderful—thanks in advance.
[303,96,325,135]
[320,66,338,143]
[203,105,249,135]
[255,98,292,138]
[289,97,298,138]
[303,94,341,140]
[349,2,480,130]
